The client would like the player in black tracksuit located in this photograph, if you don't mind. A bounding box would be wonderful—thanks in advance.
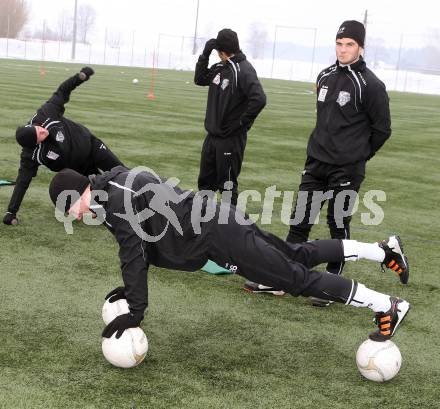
[247,22,391,299]
[285,54,391,277]
[194,29,266,205]
[49,166,410,342]
[2,67,124,225]
[286,21,391,280]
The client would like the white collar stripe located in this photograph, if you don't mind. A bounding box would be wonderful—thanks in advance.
[41,118,51,127]
[35,144,43,165]
[317,67,337,87]
[347,66,362,102]
[108,180,136,193]
[45,120,61,129]
[227,58,238,87]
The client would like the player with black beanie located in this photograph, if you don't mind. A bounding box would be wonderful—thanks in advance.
[3,67,124,225]
[194,28,266,206]
[48,166,410,342]
[245,21,394,303]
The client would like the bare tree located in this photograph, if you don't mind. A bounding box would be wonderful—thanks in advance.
[426,29,440,70]
[247,22,268,59]
[107,31,123,49]
[0,0,29,38]
[32,23,58,41]
[56,9,73,41]
[365,37,389,68]
[428,28,440,43]
[77,3,96,44]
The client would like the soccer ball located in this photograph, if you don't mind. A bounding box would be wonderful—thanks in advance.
[102,298,130,325]
[102,327,149,368]
[356,339,402,382]
[132,78,139,84]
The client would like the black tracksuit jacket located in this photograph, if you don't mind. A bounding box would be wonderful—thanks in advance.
[307,57,391,165]
[7,74,98,214]
[194,52,266,137]
[91,166,213,318]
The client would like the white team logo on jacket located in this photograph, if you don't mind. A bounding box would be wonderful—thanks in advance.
[221,78,229,90]
[46,150,59,160]
[55,131,65,142]
[336,91,351,107]
[213,73,221,85]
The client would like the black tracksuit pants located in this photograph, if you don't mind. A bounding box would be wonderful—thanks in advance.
[198,131,247,206]
[205,203,354,303]
[82,135,124,175]
[286,156,365,275]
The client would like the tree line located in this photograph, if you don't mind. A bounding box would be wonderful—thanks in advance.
[0,0,96,43]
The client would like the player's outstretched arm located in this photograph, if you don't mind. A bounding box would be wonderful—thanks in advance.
[42,67,95,118]
[194,39,217,86]
[3,151,39,226]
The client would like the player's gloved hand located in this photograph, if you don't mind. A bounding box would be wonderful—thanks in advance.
[79,66,94,81]
[202,39,217,57]
[104,286,126,303]
[3,212,18,225]
[102,312,143,339]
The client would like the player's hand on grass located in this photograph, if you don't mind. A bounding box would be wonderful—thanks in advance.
[3,212,18,225]
[202,39,217,57]
[79,66,94,81]
[102,313,143,339]
[104,286,126,303]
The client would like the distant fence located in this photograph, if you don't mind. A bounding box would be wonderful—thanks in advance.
[1,36,439,95]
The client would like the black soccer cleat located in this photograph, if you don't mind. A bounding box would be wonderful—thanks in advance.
[369,297,410,342]
[308,297,334,307]
[243,281,286,296]
[379,235,409,284]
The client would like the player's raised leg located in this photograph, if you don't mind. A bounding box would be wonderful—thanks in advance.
[209,214,410,340]
[341,236,409,284]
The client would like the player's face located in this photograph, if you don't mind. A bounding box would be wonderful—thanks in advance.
[68,186,92,220]
[218,51,233,62]
[218,50,226,62]
[336,38,362,65]
[35,126,49,143]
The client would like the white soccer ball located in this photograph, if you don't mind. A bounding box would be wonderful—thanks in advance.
[102,298,130,325]
[102,327,149,368]
[132,78,139,84]
[356,339,402,382]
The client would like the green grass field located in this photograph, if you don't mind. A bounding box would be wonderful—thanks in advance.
[0,59,439,409]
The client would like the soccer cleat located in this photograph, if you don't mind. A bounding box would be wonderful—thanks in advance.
[379,235,409,284]
[309,297,334,307]
[369,297,410,342]
[243,281,286,296]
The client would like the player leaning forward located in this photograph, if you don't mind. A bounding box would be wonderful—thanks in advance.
[3,67,124,225]
[49,166,410,341]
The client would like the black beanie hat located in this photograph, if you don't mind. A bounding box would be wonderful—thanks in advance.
[16,126,38,148]
[336,20,365,47]
[216,28,240,54]
[49,169,90,213]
